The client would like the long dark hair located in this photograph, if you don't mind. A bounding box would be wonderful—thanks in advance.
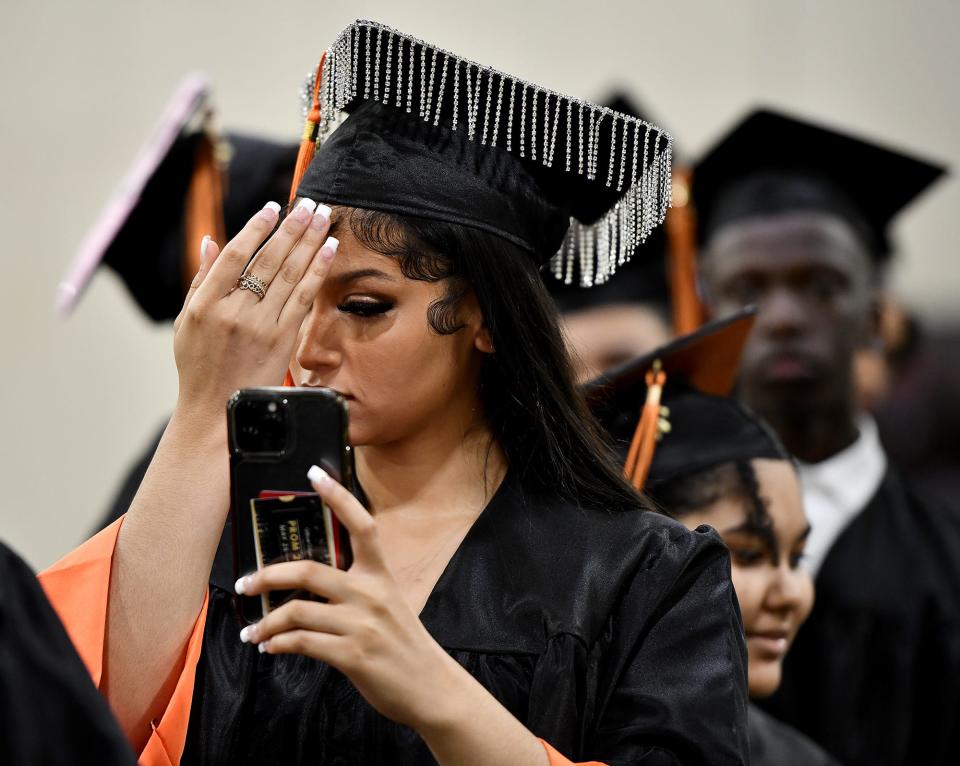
[335,207,645,514]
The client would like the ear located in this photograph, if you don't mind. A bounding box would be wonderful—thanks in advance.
[457,288,496,354]
[474,324,496,354]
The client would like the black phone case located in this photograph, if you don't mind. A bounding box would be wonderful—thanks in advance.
[228,387,354,624]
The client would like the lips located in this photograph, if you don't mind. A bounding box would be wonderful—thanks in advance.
[759,351,820,383]
[747,631,791,659]
[297,382,355,400]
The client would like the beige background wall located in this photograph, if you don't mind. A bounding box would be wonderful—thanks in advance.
[2,0,958,569]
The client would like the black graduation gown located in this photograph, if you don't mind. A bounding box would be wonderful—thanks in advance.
[176,470,749,765]
[0,541,137,765]
[760,466,960,765]
[748,703,840,766]
[99,434,750,763]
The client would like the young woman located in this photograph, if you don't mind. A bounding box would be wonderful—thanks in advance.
[649,416,840,766]
[588,331,838,765]
[40,21,747,765]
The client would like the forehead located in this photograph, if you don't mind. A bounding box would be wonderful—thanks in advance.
[749,458,807,536]
[704,211,872,277]
[323,220,404,280]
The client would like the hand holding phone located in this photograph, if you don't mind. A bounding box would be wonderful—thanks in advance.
[228,387,354,623]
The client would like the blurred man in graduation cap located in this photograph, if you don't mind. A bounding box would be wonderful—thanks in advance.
[543,93,703,382]
[693,108,960,765]
[586,309,838,766]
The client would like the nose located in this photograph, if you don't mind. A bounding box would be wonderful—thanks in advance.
[756,286,809,338]
[765,564,809,614]
[295,306,343,375]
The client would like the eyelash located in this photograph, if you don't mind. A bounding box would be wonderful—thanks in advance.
[730,548,765,567]
[337,299,394,317]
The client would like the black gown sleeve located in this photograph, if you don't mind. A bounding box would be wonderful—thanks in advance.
[748,703,841,766]
[0,541,136,765]
[588,523,750,765]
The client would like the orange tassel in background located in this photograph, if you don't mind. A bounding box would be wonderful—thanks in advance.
[665,166,703,336]
[183,131,227,289]
[623,361,669,491]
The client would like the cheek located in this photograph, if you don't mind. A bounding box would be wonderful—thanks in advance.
[796,574,815,625]
[730,565,762,629]
[344,315,475,441]
[748,657,782,699]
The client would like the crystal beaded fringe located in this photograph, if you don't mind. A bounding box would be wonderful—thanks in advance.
[301,19,673,287]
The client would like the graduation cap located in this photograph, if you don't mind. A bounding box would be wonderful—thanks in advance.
[585,307,779,490]
[289,20,674,287]
[543,93,668,313]
[542,92,703,333]
[58,75,299,321]
[693,108,947,262]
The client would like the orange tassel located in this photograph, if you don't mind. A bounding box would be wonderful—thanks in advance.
[183,131,226,290]
[284,52,327,389]
[623,362,667,491]
[289,51,327,204]
[665,166,703,336]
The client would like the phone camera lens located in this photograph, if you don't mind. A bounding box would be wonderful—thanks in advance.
[235,396,288,453]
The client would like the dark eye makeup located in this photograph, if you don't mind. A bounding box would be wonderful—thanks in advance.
[729,547,766,567]
[337,298,394,317]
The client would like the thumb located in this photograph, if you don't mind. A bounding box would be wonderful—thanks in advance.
[175,235,221,332]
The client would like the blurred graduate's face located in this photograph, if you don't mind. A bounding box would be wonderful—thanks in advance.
[679,459,813,698]
[561,304,671,383]
[288,218,491,447]
[701,211,877,420]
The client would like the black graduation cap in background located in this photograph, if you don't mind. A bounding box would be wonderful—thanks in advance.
[294,20,674,288]
[584,307,786,490]
[693,108,947,261]
[58,75,298,322]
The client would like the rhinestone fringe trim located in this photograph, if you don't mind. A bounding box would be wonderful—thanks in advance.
[301,19,673,287]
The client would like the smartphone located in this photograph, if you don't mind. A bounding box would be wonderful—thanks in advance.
[228,386,354,624]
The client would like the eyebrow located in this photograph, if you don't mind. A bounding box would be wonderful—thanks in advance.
[331,268,396,286]
[721,522,761,536]
[721,522,813,543]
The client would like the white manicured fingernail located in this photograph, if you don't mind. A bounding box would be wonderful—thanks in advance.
[296,197,317,213]
[307,465,330,486]
[234,576,249,595]
[320,237,339,261]
[258,201,281,222]
[200,235,211,264]
[258,641,269,654]
[239,624,258,643]
[315,204,331,220]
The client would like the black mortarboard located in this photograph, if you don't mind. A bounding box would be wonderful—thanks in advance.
[693,108,946,260]
[292,21,674,287]
[585,307,786,490]
[59,75,298,321]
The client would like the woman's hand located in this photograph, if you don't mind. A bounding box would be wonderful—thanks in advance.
[236,467,549,764]
[234,466,462,731]
[173,198,337,420]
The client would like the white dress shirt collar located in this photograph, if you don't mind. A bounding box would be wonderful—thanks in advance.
[797,414,887,578]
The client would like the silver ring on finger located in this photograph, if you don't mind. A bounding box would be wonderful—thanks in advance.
[237,273,268,300]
